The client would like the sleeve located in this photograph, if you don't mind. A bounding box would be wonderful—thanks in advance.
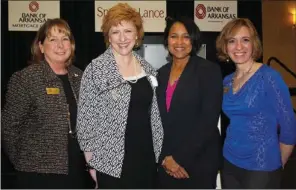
[267,71,296,145]
[1,71,31,165]
[173,64,223,168]
[76,63,101,152]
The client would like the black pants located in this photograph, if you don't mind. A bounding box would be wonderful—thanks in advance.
[15,171,94,189]
[221,159,282,189]
[96,171,157,189]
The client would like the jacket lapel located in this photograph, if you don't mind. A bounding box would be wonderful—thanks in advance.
[67,66,82,99]
[97,47,127,93]
[167,56,196,116]
[157,63,171,124]
[41,61,60,83]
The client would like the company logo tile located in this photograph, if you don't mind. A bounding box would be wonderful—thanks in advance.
[29,1,39,12]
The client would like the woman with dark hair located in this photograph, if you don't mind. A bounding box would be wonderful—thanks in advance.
[156,16,223,189]
[2,18,92,188]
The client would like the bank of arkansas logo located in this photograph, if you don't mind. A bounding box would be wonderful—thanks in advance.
[195,4,206,19]
[29,1,39,12]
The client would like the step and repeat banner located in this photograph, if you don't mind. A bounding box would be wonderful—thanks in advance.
[95,1,166,32]
[194,1,237,31]
[8,0,60,31]
[8,0,237,32]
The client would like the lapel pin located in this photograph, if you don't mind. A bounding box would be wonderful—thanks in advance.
[223,87,229,93]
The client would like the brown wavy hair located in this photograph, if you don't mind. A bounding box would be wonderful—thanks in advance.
[101,3,144,48]
[30,18,75,66]
[216,18,262,62]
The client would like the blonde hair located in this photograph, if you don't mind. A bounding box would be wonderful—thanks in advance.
[216,18,262,61]
[101,3,144,48]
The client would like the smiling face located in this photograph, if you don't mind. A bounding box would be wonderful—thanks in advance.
[167,22,192,61]
[226,26,254,65]
[39,27,72,66]
[108,20,137,56]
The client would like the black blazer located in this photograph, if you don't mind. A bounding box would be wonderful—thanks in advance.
[157,55,223,175]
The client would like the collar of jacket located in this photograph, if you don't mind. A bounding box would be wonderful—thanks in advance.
[105,46,157,77]
[93,46,157,92]
[40,60,80,83]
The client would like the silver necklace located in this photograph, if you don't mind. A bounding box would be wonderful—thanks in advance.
[232,62,255,93]
[67,108,77,138]
[127,56,138,84]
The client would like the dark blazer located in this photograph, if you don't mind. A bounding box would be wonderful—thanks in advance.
[157,55,223,188]
[1,61,83,174]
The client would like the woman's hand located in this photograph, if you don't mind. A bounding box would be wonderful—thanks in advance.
[280,143,294,168]
[84,152,97,188]
[162,156,189,179]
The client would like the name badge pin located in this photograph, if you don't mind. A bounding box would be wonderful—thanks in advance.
[46,88,60,95]
[223,87,229,93]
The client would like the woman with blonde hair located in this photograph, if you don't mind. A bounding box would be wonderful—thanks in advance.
[76,3,163,189]
[216,18,296,188]
[2,18,92,188]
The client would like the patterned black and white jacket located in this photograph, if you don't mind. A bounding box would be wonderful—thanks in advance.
[76,47,164,178]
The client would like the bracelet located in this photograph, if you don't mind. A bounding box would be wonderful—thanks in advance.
[85,163,95,171]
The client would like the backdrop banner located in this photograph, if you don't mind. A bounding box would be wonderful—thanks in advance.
[8,0,60,31]
[95,1,166,32]
[194,1,237,32]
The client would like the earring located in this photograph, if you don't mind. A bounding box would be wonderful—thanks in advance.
[134,36,138,48]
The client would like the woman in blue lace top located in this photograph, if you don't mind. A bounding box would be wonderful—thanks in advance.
[216,18,296,188]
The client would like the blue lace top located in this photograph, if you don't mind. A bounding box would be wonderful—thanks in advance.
[223,64,296,171]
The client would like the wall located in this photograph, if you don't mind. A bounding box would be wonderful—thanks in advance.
[262,1,296,108]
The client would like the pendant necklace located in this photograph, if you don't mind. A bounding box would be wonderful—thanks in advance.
[67,110,77,138]
[232,62,255,93]
[128,56,138,84]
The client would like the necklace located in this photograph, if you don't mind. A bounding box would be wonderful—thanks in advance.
[232,62,255,93]
[114,51,139,84]
[127,56,138,84]
[67,110,77,138]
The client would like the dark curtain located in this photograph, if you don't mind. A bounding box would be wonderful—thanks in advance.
[1,0,263,188]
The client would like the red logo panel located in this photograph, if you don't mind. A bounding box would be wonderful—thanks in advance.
[195,4,206,19]
[29,1,39,12]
